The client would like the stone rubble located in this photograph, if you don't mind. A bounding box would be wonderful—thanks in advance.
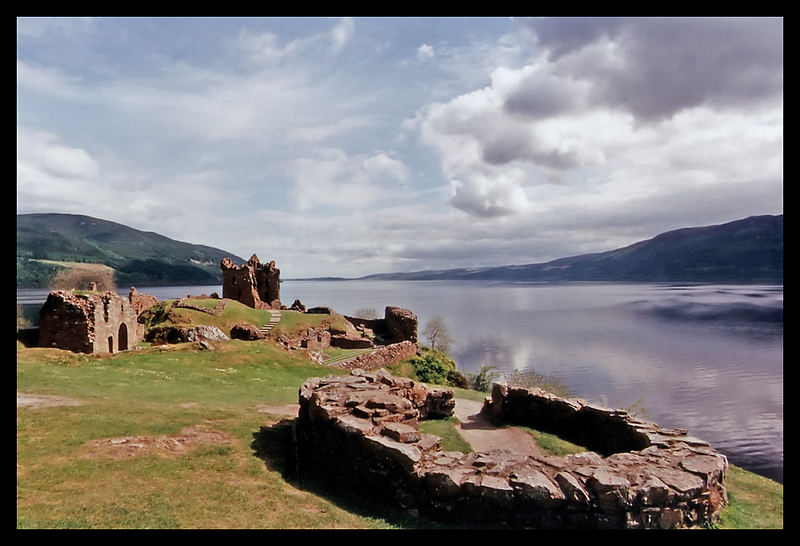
[295,370,728,529]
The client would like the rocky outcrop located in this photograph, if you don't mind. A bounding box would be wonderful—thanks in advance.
[294,371,728,529]
[220,254,281,310]
[146,325,229,345]
[230,322,263,341]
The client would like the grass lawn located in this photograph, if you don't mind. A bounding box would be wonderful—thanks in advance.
[17,340,782,529]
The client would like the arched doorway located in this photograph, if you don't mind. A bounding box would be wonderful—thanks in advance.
[118,323,128,351]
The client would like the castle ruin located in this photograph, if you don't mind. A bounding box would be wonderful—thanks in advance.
[220,254,281,310]
[37,287,157,354]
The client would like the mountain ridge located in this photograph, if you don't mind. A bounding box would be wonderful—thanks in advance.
[303,214,783,284]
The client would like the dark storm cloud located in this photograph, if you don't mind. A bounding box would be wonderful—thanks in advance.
[521,17,783,121]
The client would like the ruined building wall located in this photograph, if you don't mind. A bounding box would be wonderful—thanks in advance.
[220,254,281,310]
[343,306,419,345]
[38,289,154,354]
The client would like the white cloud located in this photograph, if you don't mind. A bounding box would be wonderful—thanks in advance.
[417,43,434,61]
[362,152,409,182]
[287,149,410,212]
[417,21,783,221]
[331,18,355,53]
[17,128,104,216]
[17,60,83,100]
[18,128,99,180]
[449,174,531,218]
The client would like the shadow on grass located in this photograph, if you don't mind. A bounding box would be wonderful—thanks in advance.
[249,419,474,530]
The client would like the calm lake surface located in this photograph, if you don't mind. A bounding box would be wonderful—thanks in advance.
[18,280,783,483]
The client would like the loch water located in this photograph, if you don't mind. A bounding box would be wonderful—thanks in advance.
[18,280,783,483]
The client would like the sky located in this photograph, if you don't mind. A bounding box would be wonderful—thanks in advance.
[17,17,783,278]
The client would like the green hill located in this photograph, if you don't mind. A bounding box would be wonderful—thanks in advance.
[359,215,783,284]
[17,213,245,288]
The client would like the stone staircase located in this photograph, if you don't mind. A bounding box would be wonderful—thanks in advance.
[259,310,282,337]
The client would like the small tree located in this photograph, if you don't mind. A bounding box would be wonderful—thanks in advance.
[468,365,500,392]
[422,315,454,355]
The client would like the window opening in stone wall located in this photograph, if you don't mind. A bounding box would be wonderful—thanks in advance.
[107,336,114,353]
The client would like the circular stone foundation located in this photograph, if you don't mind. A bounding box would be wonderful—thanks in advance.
[295,370,728,529]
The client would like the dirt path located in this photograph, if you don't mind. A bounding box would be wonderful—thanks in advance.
[453,398,544,457]
[17,392,84,409]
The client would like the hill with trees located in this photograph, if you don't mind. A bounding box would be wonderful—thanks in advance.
[17,213,245,288]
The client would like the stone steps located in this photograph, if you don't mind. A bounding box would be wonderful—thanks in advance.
[259,310,282,335]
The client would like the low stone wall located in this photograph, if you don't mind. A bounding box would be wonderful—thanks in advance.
[295,371,728,529]
[329,341,419,371]
[174,297,228,316]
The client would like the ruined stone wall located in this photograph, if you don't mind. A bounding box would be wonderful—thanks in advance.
[329,341,419,371]
[38,290,146,354]
[38,291,95,353]
[384,306,418,343]
[220,254,281,310]
[295,371,729,529]
[343,307,418,345]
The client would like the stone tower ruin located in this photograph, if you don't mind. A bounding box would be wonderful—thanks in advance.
[220,254,281,310]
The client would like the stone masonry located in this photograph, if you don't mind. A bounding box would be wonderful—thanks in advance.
[220,254,281,310]
[38,288,157,354]
[295,370,728,529]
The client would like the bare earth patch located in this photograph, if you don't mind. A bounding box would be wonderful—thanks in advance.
[17,392,84,409]
[453,398,545,457]
[254,403,300,417]
[83,424,233,459]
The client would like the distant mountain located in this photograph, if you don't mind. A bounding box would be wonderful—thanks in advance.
[354,215,783,284]
[17,213,245,288]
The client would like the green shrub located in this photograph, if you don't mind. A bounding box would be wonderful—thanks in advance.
[409,349,457,386]
[445,370,471,389]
